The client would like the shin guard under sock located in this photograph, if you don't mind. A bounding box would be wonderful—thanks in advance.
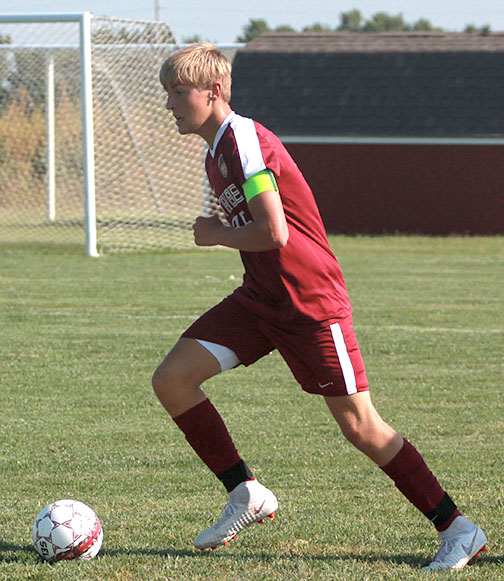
[381,439,460,530]
[173,398,242,477]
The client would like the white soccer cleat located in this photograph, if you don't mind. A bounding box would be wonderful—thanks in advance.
[422,516,487,571]
[194,480,278,550]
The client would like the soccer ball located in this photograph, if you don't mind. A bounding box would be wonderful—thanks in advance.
[32,499,103,562]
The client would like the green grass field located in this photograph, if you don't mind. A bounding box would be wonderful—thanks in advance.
[1,236,503,580]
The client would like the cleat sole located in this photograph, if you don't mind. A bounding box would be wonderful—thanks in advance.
[208,536,238,551]
[197,511,277,550]
[257,512,275,525]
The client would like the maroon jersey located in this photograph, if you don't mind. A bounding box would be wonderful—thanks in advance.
[206,112,352,324]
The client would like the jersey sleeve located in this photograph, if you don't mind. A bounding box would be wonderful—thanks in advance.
[242,170,279,203]
[223,114,284,201]
[231,117,266,180]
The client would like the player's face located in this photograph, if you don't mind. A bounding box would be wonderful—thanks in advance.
[165,84,212,137]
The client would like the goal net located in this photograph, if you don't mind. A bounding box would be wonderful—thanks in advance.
[0,13,242,254]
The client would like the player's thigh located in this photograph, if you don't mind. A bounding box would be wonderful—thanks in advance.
[182,294,274,366]
[272,317,369,397]
[153,337,222,391]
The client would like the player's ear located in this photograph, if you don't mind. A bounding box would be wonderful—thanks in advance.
[209,81,223,101]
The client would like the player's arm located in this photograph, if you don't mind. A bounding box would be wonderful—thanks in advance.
[193,171,289,251]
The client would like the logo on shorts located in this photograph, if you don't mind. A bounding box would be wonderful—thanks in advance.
[218,154,228,179]
[318,381,334,389]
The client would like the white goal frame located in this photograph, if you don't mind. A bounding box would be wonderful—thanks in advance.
[1,13,98,255]
[0,13,243,255]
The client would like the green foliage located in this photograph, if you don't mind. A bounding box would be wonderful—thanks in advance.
[235,9,493,41]
[236,19,297,42]
[182,34,204,44]
[92,21,175,44]
[0,236,502,579]
[274,24,296,33]
[0,82,83,209]
[7,50,46,108]
[464,23,492,35]
[362,12,410,32]
[0,33,12,113]
[302,23,332,33]
[338,9,363,32]
[411,18,436,31]
[0,89,46,205]
[339,10,442,32]
[237,19,271,42]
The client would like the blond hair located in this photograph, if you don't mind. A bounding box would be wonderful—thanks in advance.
[159,42,232,102]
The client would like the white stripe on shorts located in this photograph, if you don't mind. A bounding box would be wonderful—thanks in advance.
[329,323,357,395]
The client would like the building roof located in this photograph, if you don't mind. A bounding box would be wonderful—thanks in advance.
[229,32,504,138]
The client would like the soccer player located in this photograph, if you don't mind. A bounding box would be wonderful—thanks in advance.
[154,43,486,570]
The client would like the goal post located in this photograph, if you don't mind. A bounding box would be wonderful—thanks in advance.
[0,13,242,255]
[80,11,98,257]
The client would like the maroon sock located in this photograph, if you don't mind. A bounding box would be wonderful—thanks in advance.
[381,439,461,530]
[173,398,242,476]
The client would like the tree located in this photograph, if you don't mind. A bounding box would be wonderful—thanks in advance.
[338,10,363,32]
[303,23,332,33]
[182,34,204,44]
[362,12,409,32]
[412,18,437,31]
[275,24,296,32]
[338,10,443,33]
[234,10,479,42]
[0,34,11,114]
[236,19,298,42]
[464,23,491,35]
[92,22,175,44]
[237,19,270,42]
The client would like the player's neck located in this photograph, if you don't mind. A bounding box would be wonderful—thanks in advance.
[198,102,233,147]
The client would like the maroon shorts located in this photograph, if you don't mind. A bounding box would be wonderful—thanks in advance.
[182,294,369,397]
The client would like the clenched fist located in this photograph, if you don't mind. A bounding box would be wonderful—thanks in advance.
[192,214,224,246]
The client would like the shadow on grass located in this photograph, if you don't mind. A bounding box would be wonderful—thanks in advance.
[100,545,503,570]
[0,540,34,563]
[2,540,501,571]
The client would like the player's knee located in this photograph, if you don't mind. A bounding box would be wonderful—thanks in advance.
[152,352,204,400]
[339,421,365,448]
[338,414,395,457]
[152,359,182,399]
[151,365,165,399]
[337,412,378,450]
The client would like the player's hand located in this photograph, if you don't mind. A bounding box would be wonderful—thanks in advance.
[192,214,224,246]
